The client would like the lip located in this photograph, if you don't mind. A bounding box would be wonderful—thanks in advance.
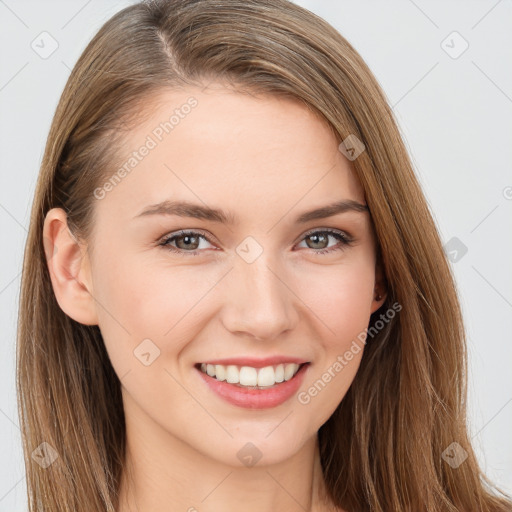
[198,356,309,368]
[196,362,310,410]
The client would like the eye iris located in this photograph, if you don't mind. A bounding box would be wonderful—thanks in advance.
[307,233,328,249]
[176,234,200,250]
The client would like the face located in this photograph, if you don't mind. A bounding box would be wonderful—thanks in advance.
[46,82,386,467]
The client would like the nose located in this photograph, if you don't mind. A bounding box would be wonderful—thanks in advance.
[220,253,299,341]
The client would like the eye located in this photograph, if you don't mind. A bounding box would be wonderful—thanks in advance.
[295,228,353,255]
[158,229,214,256]
[158,228,354,256]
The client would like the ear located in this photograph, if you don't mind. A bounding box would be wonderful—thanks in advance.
[370,255,388,314]
[42,208,98,325]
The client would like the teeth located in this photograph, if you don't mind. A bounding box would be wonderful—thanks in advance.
[239,366,257,386]
[275,364,285,383]
[284,363,297,381]
[198,362,301,387]
[226,365,239,384]
[257,366,275,387]
[215,364,226,381]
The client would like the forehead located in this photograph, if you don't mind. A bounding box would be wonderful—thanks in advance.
[97,83,366,222]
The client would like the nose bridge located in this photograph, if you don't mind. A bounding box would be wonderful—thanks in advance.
[222,248,297,340]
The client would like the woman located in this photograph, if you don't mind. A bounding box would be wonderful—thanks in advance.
[16,0,512,510]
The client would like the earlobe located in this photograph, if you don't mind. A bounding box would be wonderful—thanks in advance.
[371,290,386,314]
[370,258,388,314]
[42,208,98,326]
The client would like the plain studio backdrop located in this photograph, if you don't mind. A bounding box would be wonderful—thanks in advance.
[0,0,511,510]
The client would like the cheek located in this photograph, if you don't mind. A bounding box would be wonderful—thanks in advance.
[93,248,194,329]
[294,256,375,340]
[91,249,215,364]
[294,260,374,414]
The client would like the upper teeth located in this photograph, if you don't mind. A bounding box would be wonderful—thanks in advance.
[199,363,301,387]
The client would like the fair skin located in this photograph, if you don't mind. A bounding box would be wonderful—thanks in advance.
[43,82,386,512]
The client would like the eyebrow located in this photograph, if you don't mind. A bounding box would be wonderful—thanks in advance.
[133,199,369,224]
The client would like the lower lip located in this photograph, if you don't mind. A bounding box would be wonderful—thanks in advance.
[196,363,310,409]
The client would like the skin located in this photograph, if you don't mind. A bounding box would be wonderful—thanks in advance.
[43,82,387,512]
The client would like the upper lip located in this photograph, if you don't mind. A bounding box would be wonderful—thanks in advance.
[197,356,309,368]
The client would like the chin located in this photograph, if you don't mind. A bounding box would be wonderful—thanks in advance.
[201,426,311,468]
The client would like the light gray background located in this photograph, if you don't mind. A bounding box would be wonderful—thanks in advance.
[1,0,511,509]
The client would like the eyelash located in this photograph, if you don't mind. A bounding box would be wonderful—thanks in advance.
[157,228,354,257]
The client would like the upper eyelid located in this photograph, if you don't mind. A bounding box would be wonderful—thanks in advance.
[159,228,213,245]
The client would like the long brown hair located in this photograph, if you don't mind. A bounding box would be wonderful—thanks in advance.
[16,0,512,510]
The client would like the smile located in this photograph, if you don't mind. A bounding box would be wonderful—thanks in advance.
[198,362,303,388]
[195,361,311,409]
